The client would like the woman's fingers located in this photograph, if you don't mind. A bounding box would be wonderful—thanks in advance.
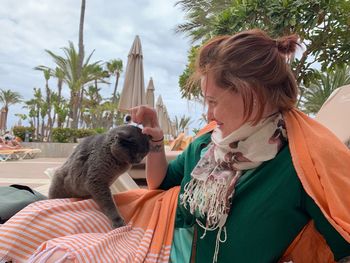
[129,106,163,139]
[129,107,141,124]
[129,106,158,127]
[142,126,164,141]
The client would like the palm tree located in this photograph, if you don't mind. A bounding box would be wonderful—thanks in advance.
[77,63,109,126]
[302,65,350,114]
[175,0,231,42]
[24,99,38,130]
[44,42,105,128]
[174,115,192,136]
[24,88,43,139]
[50,67,65,128]
[81,85,101,128]
[106,59,123,128]
[0,89,22,131]
[14,113,27,126]
[35,66,66,128]
[106,59,123,101]
[37,69,53,139]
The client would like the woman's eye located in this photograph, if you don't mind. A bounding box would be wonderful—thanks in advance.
[207,100,216,105]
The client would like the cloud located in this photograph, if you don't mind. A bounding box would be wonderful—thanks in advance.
[0,0,203,134]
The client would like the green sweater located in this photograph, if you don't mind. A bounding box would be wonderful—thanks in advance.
[160,133,350,262]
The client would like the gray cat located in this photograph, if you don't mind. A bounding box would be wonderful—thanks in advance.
[48,125,150,228]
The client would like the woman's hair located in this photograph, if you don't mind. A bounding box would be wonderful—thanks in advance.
[193,29,299,123]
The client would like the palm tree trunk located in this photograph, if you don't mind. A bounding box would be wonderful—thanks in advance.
[110,73,120,128]
[2,107,8,131]
[112,73,120,102]
[73,0,86,129]
[36,112,40,139]
[70,90,80,129]
[55,78,63,127]
[78,0,85,78]
[76,86,86,128]
[41,120,45,140]
[45,81,53,141]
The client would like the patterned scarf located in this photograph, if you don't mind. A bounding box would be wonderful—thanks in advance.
[181,112,287,262]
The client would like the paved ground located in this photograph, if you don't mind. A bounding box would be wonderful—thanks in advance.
[0,158,66,191]
[0,152,182,193]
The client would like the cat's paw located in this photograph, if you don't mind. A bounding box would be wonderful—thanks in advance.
[111,217,125,228]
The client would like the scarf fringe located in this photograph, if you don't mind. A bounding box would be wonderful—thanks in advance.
[182,175,231,228]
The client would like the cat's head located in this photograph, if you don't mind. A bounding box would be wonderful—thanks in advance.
[107,125,150,164]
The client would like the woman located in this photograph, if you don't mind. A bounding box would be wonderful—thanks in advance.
[131,29,350,262]
[1,29,350,263]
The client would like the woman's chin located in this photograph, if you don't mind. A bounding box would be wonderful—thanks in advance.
[218,125,229,137]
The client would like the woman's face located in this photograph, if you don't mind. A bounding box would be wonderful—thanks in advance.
[201,74,246,137]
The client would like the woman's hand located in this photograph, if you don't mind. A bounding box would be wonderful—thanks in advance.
[130,105,167,189]
[129,105,164,141]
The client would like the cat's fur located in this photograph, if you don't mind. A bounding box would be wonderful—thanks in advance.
[48,125,150,228]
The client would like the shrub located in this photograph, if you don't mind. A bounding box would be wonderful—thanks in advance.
[52,128,98,143]
[13,126,35,142]
[94,127,107,134]
[51,128,75,143]
[75,129,97,139]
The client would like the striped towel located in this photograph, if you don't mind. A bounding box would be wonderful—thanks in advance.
[0,186,180,263]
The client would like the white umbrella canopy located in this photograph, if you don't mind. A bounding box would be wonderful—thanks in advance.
[156,95,164,124]
[156,95,172,136]
[118,35,146,112]
[315,84,350,143]
[146,77,155,108]
[162,107,171,135]
[170,121,177,138]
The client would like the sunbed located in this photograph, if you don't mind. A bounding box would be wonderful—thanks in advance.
[0,149,25,161]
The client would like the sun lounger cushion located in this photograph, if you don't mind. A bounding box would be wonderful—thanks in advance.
[0,184,47,224]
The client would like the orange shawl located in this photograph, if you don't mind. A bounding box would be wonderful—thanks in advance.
[280,109,350,262]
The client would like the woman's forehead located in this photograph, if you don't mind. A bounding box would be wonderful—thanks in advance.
[200,74,221,96]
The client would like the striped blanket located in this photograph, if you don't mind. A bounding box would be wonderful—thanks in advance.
[0,186,180,263]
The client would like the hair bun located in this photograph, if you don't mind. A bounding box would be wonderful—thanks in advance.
[275,34,299,55]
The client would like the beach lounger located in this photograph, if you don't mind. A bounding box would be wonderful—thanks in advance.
[0,149,24,161]
[0,148,41,161]
[19,148,41,159]
[316,84,350,144]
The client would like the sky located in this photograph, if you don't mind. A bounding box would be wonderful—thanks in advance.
[0,0,205,134]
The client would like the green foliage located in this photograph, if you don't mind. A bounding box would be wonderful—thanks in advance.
[75,128,97,139]
[192,128,200,135]
[179,46,201,99]
[13,126,35,141]
[51,128,76,143]
[43,42,107,129]
[0,89,22,108]
[176,0,350,104]
[51,128,98,143]
[302,65,350,114]
[175,0,233,42]
[94,127,107,134]
[174,115,192,136]
[106,59,123,77]
[214,0,350,72]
